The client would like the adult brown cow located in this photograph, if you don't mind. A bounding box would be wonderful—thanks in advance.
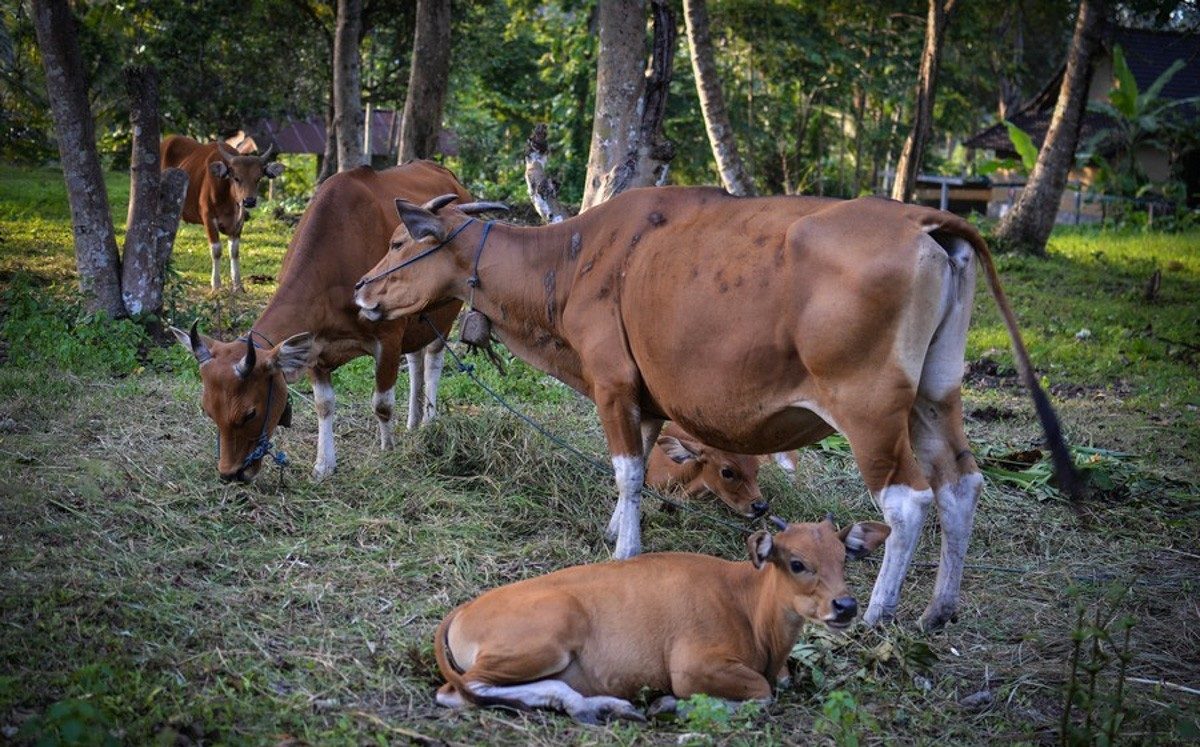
[172,161,476,482]
[354,187,1076,630]
[161,134,285,291]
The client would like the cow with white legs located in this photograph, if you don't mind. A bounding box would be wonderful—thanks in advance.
[171,161,476,482]
[355,187,1077,630]
[433,516,889,723]
[161,135,285,292]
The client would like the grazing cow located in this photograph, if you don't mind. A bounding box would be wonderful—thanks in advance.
[161,134,285,291]
[433,516,889,723]
[355,187,1076,630]
[171,162,474,482]
[646,423,767,518]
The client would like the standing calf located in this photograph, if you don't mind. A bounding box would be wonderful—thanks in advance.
[161,135,284,291]
[434,516,889,723]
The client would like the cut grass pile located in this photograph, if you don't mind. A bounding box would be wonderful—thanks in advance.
[1,163,1198,744]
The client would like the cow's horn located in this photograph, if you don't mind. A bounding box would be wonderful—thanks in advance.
[420,194,460,213]
[189,319,212,364]
[235,335,256,379]
[769,515,789,531]
[457,201,511,215]
[259,142,275,162]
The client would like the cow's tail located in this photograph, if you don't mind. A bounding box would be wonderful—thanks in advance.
[923,210,1083,501]
[433,605,476,707]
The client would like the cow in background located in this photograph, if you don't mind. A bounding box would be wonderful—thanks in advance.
[646,423,768,518]
[161,134,285,291]
[172,161,482,482]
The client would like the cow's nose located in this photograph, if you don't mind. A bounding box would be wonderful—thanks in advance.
[832,596,858,622]
[242,197,257,208]
[750,500,769,517]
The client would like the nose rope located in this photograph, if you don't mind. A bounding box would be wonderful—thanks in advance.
[355,219,478,290]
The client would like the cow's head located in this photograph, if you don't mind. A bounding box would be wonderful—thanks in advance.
[354,195,508,322]
[171,322,316,482]
[747,515,890,630]
[208,142,285,210]
[655,430,768,517]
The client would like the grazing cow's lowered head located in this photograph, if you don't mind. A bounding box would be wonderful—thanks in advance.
[210,142,284,210]
[355,195,507,321]
[647,424,767,517]
[171,322,316,482]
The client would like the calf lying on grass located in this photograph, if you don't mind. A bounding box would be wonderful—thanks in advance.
[433,516,889,723]
[646,423,768,518]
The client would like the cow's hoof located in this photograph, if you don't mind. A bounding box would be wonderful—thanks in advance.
[648,696,678,717]
[232,284,245,294]
[862,605,896,627]
[312,463,336,481]
[919,603,958,632]
[572,696,645,725]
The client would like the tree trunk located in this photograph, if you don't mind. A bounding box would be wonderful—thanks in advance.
[994,0,1104,256]
[397,0,450,163]
[318,93,338,183]
[31,0,123,317]
[682,0,753,195]
[891,0,957,203]
[525,124,571,223]
[333,0,365,171]
[581,0,677,211]
[120,65,164,317]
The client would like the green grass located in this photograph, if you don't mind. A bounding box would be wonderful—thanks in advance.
[1,163,1198,744]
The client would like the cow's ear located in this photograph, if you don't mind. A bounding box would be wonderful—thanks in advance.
[747,530,774,570]
[838,521,891,560]
[209,161,229,179]
[268,332,316,382]
[657,435,700,464]
[395,198,445,243]
[264,161,285,179]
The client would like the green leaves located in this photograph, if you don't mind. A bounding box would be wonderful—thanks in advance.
[1003,119,1039,173]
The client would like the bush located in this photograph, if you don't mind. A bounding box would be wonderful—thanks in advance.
[0,275,150,376]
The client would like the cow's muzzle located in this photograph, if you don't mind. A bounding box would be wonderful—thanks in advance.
[242,197,258,209]
[831,596,858,625]
[219,467,254,483]
[750,500,769,517]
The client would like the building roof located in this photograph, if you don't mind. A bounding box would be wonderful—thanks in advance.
[964,27,1200,156]
[252,109,403,156]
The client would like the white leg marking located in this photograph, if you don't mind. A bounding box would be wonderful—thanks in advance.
[405,351,425,431]
[610,455,644,559]
[465,680,642,723]
[312,378,337,480]
[864,484,933,625]
[422,344,445,425]
[373,387,395,450]
[209,241,222,290]
[436,687,466,709]
[772,452,797,476]
[228,238,242,291]
[921,472,983,629]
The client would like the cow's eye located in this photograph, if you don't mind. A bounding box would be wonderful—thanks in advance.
[239,409,256,426]
[234,176,242,184]
[390,240,404,252]
[720,466,736,480]
[789,559,807,574]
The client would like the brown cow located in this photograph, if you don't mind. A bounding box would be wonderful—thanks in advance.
[161,134,285,292]
[354,187,1076,630]
[171,162,484,482]
[433,516,889,722]
[646,423,767,517]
